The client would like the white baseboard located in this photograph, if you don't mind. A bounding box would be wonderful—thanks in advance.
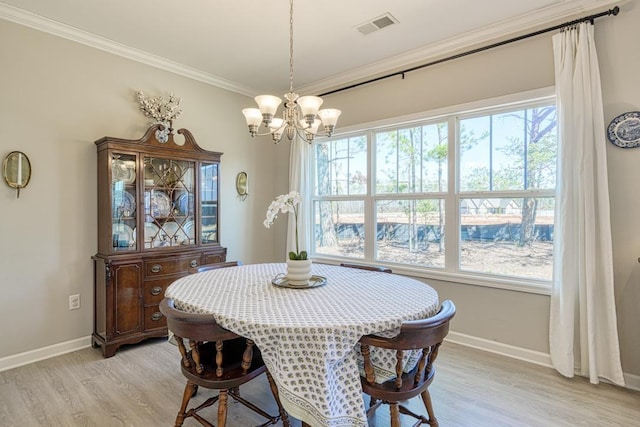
[623,372,640,392]
[447,331,640,392]
[0,336,92,372]
[447,331,553,367]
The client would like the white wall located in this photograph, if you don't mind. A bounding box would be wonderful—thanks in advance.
[0,19,289,358]
[599,0,640,381]
[320,3,640,378]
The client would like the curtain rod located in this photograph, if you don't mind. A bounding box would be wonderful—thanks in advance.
[319,6,620,97]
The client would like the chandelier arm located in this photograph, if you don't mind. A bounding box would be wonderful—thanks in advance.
[294,127,313,144]
[251,129,284,137]
[293,121,312,132]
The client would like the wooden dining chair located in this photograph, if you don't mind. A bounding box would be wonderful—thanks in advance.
[358,300,456,427]
[340,262,392,273]
[160,298,289,427]
[189,260,242,274]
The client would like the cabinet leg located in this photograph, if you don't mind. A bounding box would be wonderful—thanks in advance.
[91,335,118,358]
[99,343,118,358]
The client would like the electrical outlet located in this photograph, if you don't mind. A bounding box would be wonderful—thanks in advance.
[69,294,80,310]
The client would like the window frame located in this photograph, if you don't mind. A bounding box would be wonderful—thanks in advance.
[310,87,556,295]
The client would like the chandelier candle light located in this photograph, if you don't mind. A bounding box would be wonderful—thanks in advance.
[242,0,341,144]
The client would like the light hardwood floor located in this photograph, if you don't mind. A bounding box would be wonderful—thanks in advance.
[0,339,638,426]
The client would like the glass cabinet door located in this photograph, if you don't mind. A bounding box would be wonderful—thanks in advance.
[143,157,195,249]
[200,162,218,244]
[111,153,137,252]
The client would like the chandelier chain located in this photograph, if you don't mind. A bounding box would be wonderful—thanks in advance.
[289,0,294,94]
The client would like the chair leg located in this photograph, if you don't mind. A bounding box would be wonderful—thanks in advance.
[365,397,383,419]
[218,390,228,427]
[266,371,290,426]
[420,389,439,427]
[175,381,197,427]
[389,402,401,427]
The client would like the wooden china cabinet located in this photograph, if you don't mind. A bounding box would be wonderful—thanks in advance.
[92,124,226,357]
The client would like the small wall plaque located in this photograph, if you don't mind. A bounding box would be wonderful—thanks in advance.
[236,171,248,201]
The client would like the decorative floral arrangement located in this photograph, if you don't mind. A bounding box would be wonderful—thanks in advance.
[264,191,307,260]
[136,91,183,124]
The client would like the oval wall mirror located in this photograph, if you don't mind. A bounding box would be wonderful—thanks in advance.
[3,151,31,198]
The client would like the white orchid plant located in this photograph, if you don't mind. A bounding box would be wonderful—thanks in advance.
[264,191,307,260]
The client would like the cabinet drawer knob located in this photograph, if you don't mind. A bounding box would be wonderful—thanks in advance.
[151,312,163,322]
[150,264,162,273]
[150,286,163,296]
[190,260,199,268]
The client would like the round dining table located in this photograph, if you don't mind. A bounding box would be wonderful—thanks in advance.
[165,262,439,427]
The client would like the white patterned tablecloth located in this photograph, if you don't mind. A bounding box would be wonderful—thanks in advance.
[165,263,439,427]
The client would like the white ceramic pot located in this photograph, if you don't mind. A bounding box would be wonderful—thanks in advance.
[286,259,313,285]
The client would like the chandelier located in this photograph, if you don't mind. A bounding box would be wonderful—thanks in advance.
[242,0,341,144]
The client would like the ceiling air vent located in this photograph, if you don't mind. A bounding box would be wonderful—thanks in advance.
[356,13,398,35]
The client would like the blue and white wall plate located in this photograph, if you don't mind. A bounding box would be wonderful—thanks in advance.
[607,111,640,148]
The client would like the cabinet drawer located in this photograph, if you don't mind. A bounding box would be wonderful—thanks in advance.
[144,276,186,305]
[144,305,166,331]
[145,256,200,277]
[203,253,225,265]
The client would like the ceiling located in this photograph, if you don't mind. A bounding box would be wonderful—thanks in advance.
[0,0,621,96]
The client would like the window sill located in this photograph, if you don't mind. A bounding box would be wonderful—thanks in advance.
[312,255,552,296]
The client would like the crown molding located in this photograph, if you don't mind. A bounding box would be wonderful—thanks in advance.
[0,0,624,97]
[297,0,624,95]
[0,2,257,97]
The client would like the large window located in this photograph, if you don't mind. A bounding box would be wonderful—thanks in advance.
[311,92,557,288]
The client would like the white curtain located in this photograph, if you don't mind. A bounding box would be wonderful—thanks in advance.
[550,23,625,386]
[286,136,312,258]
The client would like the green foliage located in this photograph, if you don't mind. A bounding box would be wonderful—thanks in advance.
[460,127,489,153]
[376,122,451,194]
[289,251,308,261]
[416,199,440,215]
[426,143,448,162]
[463,166,490,191]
